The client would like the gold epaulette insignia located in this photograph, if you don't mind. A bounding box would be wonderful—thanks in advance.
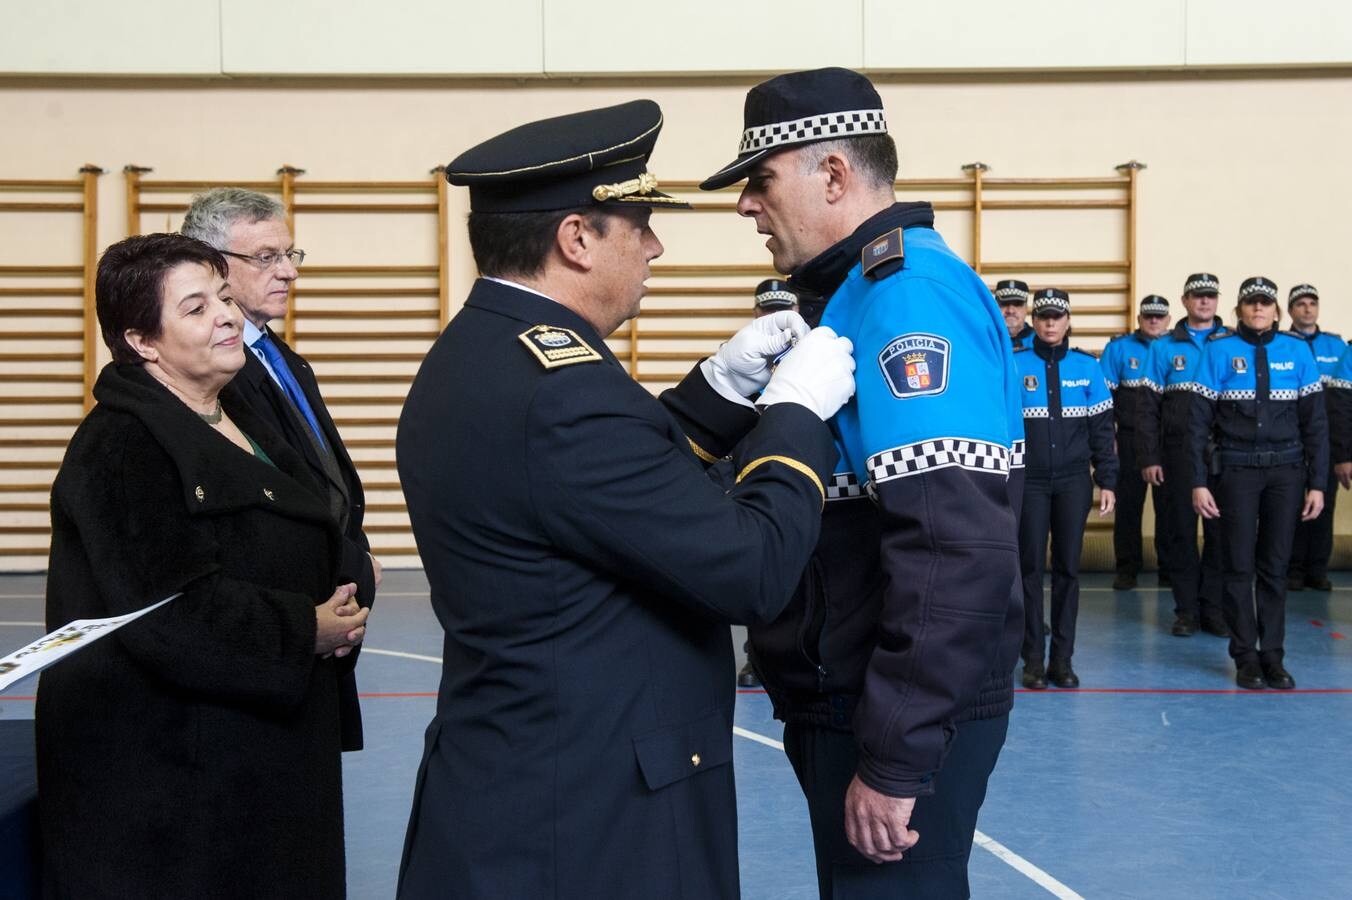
[862,228,905,279]
[518,325,603,369]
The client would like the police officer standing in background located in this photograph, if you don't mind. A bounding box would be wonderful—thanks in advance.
[1138,274,1230,637]
[996,279,1034,348]
[1285,283,1342,591]
[1190,277,1327,690]
[1015,289,1117,689]
[702,67,1024,898]
[1100,295,1173,590]
[396,100,858,899]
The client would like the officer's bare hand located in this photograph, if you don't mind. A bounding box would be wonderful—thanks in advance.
[316,583,368,657]
[1142,465,1164,486]
[758,326,856,421]
[1098,488,1116,516]
[1192,486,1220,519]
[1336,462,1352,490]
[844,776,919,864]
[1301,489,1325,522]
[701,310,811,402]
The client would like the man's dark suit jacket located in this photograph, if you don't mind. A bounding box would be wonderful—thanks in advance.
[225,325,375,751]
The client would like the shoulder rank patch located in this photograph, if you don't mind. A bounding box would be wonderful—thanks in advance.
[862,228,904,279]
[878,332,949,399]
[1207,330,1229,341]
[517,325,603,369]
[1071,347,1097,358]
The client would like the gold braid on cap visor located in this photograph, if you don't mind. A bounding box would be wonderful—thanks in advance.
[593,171,659,202]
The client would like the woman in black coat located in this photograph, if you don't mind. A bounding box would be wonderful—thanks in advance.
[37,234,368,899]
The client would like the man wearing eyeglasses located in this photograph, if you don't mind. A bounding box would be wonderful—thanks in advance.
[182,186,379,753]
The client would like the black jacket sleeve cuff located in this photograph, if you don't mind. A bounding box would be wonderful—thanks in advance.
[659,363,761,462]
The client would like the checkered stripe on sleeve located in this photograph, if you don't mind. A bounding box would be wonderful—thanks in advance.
[1299,382,1323,397]
[1329,378,1352,390]
[1010,439,1026,469]
[1022,407,1050,419]
[825,471,867,501]
[868,437,1011,484]
[1120,376,1151,389]
[1218,389,1254,401]
[739,110,888,154]
[1167,381,1204,396]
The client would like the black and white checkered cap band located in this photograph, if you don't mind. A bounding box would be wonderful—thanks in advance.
[1140,299,1169,315]
[869,437,1010,484]
[1241,281,1278,302]
[994,286,1029,301]
[755,289,798,307]
[1033,295,1070,314]
[738,109,888,155]
[825,471,867,501]
[1289,284,1318,302]
[1185,276,1220,294]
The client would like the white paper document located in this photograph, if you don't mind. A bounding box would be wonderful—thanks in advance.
[0,593,181,692]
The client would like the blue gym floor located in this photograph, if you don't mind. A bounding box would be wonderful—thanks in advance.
[3,571,1350,898]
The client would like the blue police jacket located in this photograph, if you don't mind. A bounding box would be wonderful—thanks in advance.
[1014,339,1118,487]
[1188,323,1328,489]
[1327,343,1352,463]
[1289,326,1344,383]
[1099,329,1158,434]
[1136,317,1230,467]
[1012,321,1034,349]
[747,202,1024,799]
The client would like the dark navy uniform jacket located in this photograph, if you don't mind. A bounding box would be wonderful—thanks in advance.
[1189,324,1328,489]
[1136,318,1230,468]
[1099,329,1157,436]
[395,279,836,900]
[750,203,1024,799]
[1014,339,1118,487]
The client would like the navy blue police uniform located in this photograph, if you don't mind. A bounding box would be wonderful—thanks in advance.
[1137,275,1229,634]
[1286,284,1342,589]
[1189,278,1327,687]
[396,101,839,900]
[701,68,1025,900]
[1098,295,1174,586]
[1014,291,1118,685]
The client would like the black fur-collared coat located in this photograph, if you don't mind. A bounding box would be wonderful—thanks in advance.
[37,363,349,899]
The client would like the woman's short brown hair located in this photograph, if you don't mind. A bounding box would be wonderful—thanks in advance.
[95,233,228,365]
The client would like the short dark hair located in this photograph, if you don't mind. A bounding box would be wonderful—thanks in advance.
[96,233,229,365]
[800,133,899,191]
[466,206,611,279]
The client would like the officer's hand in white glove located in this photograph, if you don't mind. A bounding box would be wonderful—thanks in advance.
[758,326,856,421]
[700,310,811,405]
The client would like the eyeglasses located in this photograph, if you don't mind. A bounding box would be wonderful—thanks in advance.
[221,248,306,269]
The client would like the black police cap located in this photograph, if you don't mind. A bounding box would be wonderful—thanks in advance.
[994,279,1030,304]
[444,100,691,213]
[754,278,799,311]
[1288,283,1318,305]
[1032,288,1070,317]
[1239,276,1278,303]
[1140,294,1170,316]
[700,68,888,191]
[1183,273,1220,296]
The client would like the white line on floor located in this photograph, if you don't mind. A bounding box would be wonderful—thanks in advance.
[732,724,1084,900]
[0,594,45,600]
[0,621,43,627]
[361,647,444,664]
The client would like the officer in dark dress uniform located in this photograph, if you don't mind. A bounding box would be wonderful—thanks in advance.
[396,100,858,900]
[1285,283,1342,591]
[996,279,1034,348]
[1138,274,1230,637]
[1190,277,1327,690]
[1014,289,1118,689]
[1099,295,1174,590]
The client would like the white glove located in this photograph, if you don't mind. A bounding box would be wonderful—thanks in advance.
[700,310,811,406]
[758,326,856,421]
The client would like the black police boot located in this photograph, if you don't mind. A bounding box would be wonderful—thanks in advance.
[1234,661,1265,690]
[1286,575,1305,591]
[1112,571,1137,591]
[1199,611,1230,638]
[736,660,760,688]
[1021,662,1047,690]
[1306,576,1333,591]
[1170,615,1197,637]
[1262,662,1295,690]
[1046,659,1079,689]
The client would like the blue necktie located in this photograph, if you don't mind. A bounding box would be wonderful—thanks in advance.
[253,332,327,451]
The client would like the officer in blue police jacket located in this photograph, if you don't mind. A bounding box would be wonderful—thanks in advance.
[1329,345,1352,492]
[1285,283,1342,591]
[1100,295,1173,590]
[396,100,859,900]
[1014,289,1117,689]
[995,279,1034,349]
[1137,273,1230,637]
[701,67,1024,898]
[1190,277,1327,690]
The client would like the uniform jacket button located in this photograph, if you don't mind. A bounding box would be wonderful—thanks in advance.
[194,485,205,502]
[691,753,701,767]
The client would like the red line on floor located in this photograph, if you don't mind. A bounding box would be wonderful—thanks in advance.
[1,696,35,701]
[1016,687,1352,694]
[1332,633,1346,640]
[1311,619,1325,628]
